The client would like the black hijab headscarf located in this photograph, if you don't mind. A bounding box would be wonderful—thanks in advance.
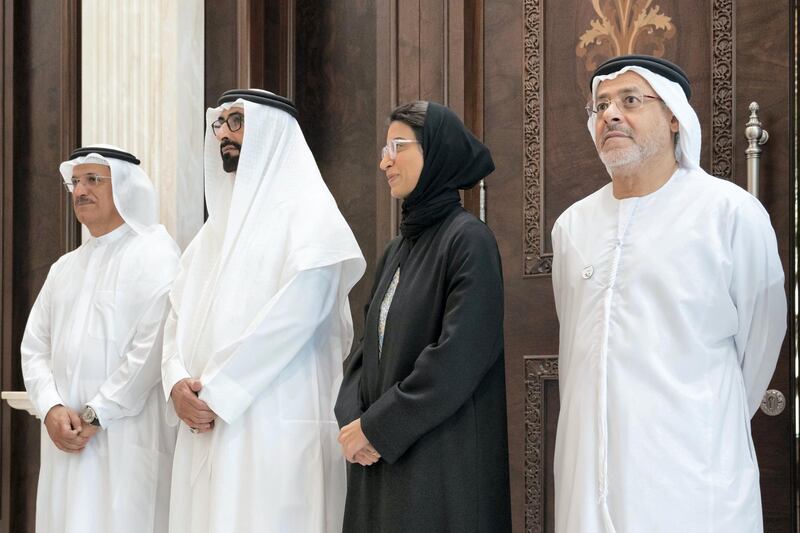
[398,102,495,241]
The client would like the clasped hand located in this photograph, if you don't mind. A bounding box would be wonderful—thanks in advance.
[171,378,217,433]
[338,418,381,466]
[44,405,97,453]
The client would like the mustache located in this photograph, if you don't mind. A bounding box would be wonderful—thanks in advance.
[603,124,633,136]
[74,195,93,206]
[601,124,633,143]
[220,140,242,152]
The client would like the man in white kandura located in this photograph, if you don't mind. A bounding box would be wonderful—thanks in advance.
[22,145,181,533]
[162,89,365,533]
[551,55,787,533]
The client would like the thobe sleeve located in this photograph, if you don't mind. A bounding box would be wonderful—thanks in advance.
[161,306,191,426]
[360,223,504,464]
[198,264,342,425]
[87,293,171,428]
[729,196,787,417]
[21,273,64,419]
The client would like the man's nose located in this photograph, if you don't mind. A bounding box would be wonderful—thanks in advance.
[214,124,232,140]
[602,101,624,123]
[73,180,89,195]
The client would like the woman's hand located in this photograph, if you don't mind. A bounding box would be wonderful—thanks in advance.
[338,418,381,466]
[353,444,381,466]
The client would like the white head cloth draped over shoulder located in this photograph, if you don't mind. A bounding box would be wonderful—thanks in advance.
[59,144,162,235]
[170,89,365,380]
[587,55,702,171]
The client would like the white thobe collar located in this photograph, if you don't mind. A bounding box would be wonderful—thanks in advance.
[86,223,131,247]
[608,166,684,203]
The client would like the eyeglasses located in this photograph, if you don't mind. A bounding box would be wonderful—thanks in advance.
[211,112,244,135]
[585,92,661,117]
[64,174,112,193]
[381,139,420,161]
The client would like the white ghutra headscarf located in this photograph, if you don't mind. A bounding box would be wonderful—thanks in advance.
[169,90,365,389]
[59,144,164,235]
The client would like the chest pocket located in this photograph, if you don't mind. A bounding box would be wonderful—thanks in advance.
[87,290,118,342]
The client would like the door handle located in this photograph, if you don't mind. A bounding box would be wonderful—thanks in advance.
[744,101,769,198]
[760,389,786,416]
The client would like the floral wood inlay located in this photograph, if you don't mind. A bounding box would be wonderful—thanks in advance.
[576,0,676,72]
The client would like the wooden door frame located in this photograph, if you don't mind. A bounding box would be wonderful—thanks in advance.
[0,1,81,531]
[205,0,295,109]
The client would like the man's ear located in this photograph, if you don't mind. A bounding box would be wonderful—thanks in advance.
[670,115,679,133]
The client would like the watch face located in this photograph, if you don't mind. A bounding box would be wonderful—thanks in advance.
[81,407,94,423]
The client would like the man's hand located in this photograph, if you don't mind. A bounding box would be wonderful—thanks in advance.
[170,378,216,433]
[338,418,380,466]
[44,405,90,453]
[78,420,100,440]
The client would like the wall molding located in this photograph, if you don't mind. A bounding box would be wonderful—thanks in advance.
[710,0,735,180]
[522,0,550,277]
[524,355,558,533]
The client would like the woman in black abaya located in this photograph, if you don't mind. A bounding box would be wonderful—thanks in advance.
[335,101,511,533]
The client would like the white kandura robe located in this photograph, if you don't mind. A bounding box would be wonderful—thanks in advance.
[163,264,347,533]
[552,168,786,533]
[21,224,179,533]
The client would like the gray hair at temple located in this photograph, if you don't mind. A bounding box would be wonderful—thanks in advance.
[389,101,429,146]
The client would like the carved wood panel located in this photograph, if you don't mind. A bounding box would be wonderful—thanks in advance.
[710,0,734,181]
[524,356,558,533]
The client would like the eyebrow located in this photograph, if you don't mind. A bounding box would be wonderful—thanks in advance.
[217,108,244,118]
[216,110,243,119]
[71,172,107,179]
[596,86,644,99]
[72,169,109,177]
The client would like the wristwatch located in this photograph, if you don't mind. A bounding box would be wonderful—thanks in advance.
[80,405,102,428]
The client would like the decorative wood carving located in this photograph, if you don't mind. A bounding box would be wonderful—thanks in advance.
[576,0,676,72]
[524,355,558,533]
[711,0,734,180]
[522,0,550,277]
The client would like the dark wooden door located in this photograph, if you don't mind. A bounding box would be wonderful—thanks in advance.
[0,2,80,532]
[484,0,796,531]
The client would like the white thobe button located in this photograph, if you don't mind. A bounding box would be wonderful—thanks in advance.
[582,265,594,279]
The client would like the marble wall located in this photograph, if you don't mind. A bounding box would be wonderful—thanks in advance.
[81,0,205,249]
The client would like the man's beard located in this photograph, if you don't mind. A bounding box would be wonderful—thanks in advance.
[220,140,242,172]
[598,121,670,171]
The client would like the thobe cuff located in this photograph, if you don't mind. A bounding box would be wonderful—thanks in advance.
[162,359,191,402]
[199,370,254,425]
[86,398,109,428]
[33,387,64,421]
[162,360,191,427]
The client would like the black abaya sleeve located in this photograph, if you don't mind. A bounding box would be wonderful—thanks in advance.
[360,220,504,464]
